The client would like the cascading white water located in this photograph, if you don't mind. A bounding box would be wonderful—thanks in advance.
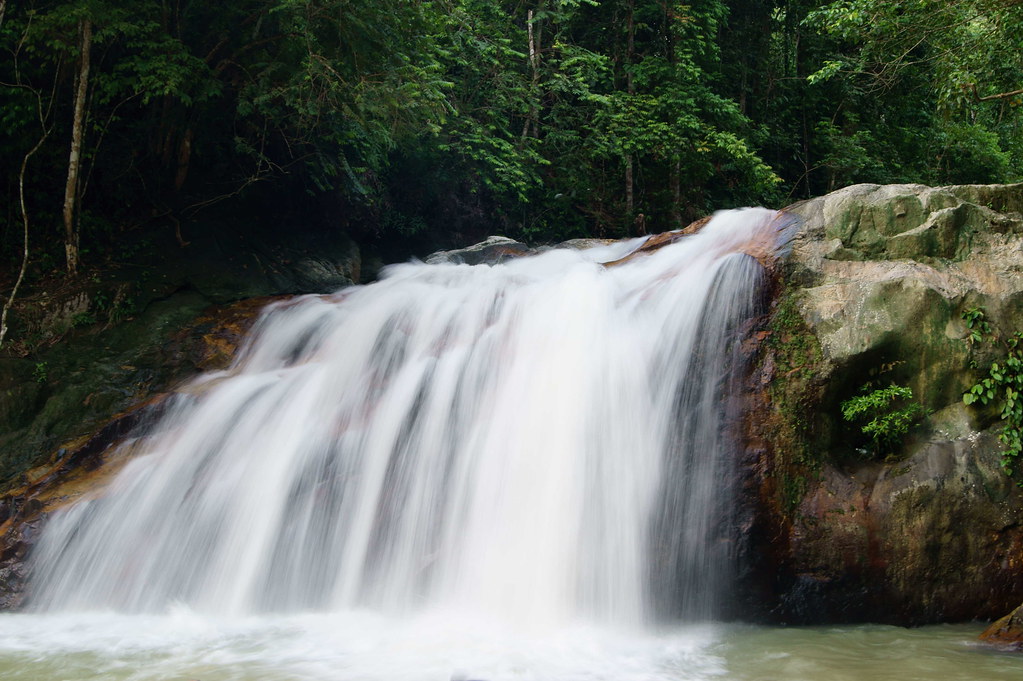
[27,208,794,629]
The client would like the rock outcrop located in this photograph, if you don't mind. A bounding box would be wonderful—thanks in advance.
[980,600,1023,647]
[744,183,1023,624]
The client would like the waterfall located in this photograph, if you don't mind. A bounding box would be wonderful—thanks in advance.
[27,208,794,626]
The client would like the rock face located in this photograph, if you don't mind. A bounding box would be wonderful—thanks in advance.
[743,183,1023,624]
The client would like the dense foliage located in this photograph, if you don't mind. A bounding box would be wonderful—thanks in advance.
[2,0,1021,279]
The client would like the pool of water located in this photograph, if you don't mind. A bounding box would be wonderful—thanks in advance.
[0,610,1017,681]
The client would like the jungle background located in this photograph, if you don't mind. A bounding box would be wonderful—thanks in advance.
[2,0,1021,341]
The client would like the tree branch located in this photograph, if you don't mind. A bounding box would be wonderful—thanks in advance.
[972,83,1023,101]
[0,96,51,350]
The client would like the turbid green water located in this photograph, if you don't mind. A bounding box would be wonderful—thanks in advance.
[0,612,1017,681]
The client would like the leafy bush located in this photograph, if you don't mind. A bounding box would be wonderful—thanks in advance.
[841,384,925,455]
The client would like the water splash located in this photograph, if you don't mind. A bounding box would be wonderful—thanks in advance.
[28,208,795,627]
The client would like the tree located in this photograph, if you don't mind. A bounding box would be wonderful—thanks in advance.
[805,0,1023,184]
[61,15,90,273]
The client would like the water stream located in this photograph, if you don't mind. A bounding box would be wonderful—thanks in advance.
[4,208,1016,679]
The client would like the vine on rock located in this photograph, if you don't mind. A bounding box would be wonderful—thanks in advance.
[961,307,1023,475]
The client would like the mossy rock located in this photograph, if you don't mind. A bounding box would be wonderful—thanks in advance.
[747,183,1023,624]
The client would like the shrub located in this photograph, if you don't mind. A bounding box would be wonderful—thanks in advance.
[841,384,925,456]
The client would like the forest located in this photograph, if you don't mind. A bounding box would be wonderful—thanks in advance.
[2,0,1021,294]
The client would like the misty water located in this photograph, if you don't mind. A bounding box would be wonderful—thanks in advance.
[2,209,1018,680]
[0,614,1015,680]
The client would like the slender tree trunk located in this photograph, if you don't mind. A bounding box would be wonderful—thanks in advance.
[63,18,92,275]
[670,159,682,227]
[0,131,49,349]
[175,126,195,190]
[0,0,7,31]
[625,155,634,218]
[521,5,543,142]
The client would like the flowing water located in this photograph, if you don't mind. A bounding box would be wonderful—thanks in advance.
[4,208,1018,679]
[0,614,1016,681]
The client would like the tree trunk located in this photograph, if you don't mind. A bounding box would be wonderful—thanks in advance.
[521,5,544,142]
[175,126,195,191]
[670,159,682,227]
[625,154,634,217]
[0,130,48,349]
[0,0,7,31]
[63,18,92,275]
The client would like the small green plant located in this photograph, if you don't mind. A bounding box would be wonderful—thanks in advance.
[841,384,925,455]
[108,295,136,323]
[92,291,110,313]
[71,311,97,327]
[33,361,48,384]
[963,326,1023,475]
[963,306,992,345]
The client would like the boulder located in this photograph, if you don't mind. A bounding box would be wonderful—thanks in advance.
[743,183,1023,624]
[980,601,1023,647]
[424,236,531,265]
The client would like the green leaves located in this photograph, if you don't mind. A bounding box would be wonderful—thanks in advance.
[963,306,992,344]
[806,59,845,85]
[841,383,925,455]
[803,0,1022,186]
[960,306,1023,476]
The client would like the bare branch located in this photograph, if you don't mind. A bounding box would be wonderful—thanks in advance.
[181,173,269,218]
[972,83,1023,101]
[80,92,141,203]
[0,97,51,349]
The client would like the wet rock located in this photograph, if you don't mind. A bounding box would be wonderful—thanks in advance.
[0,292,282,489]
[980,601,1023,648]
[424,236,532,265]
